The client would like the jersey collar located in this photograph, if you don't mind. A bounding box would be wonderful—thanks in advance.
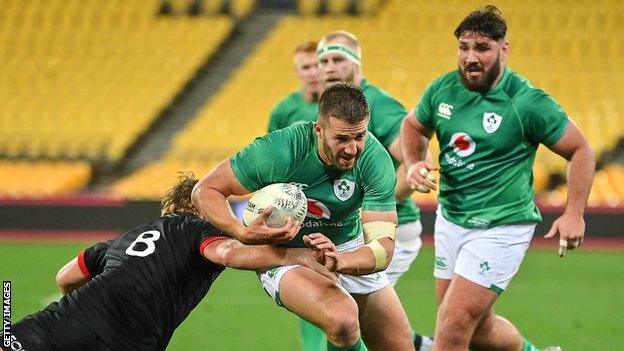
[487,66,512,94]
[359,79,370,90]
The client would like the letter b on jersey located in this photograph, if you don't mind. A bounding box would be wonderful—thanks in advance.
[125,230,161,257]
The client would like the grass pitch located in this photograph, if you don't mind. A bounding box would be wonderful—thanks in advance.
[0,243,622,350]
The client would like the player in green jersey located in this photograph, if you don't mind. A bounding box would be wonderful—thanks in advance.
[267,41,321,132]
[193,83,415,351]
[315,30,433,351]
[400,6,595,351]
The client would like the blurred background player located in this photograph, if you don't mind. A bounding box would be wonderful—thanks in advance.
[8,172,334,351]
[309,30,433,351]
[267,41,322,132]
[192,83,416,351]
[401,5,594,351]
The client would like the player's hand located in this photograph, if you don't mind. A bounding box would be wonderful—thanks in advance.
[321,251,341,272]
[298,253,339,282]
[244,207,300,244]
[303,233,339,271]
[544,212,585,257]
[303,233,338,253]
[406,161,439,193]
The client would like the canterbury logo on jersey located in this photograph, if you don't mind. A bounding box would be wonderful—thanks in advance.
[306,198,331,219]
[449,132,476,157]
[437,103,453,119]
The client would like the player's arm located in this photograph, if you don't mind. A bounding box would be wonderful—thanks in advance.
[56,241,110,295]
[388,137,435,201]
[202,237,336,281]
[192,160,299,245]
[401,109,439,193]
[544,121,595,251]
[306,210,398,275]
[56,258,88,295]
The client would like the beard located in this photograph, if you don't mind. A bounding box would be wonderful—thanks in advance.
[321,136,358,171]
[459,57,501,93]
[323,69,356,87]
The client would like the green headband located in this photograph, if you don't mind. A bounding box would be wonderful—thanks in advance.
[317,43,361,66]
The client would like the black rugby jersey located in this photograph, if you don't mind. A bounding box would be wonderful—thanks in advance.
[46,214,228,350]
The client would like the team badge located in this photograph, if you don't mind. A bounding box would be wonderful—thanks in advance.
[306,198,331,219]
[449,132,476,157]
[333,179,355,202]
[483,112,503,133]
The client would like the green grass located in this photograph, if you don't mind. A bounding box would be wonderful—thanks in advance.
[0,243,622,350]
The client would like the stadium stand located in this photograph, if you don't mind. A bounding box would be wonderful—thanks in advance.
[112,0,623,205]
[158,0,256,17]
[111,159,219,199]
[0,0,233,164]
[1,0,621,204]
[0,0,235,197]
[0,160,91,197]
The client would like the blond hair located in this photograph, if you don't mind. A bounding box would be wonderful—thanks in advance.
[318,30,361,58]
[295,40,318,55]
[161,171,201,217]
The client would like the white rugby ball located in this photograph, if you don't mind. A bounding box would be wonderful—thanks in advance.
[243,183,308,228]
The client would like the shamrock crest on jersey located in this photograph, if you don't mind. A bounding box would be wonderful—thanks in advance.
[483,112,503,133]
[334,179,355,201]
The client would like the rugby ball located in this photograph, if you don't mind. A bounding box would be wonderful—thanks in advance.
[243,183,308,228]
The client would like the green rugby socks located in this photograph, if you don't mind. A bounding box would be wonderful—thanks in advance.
[522,338,540,351]
[299,318,326,351]
[327,338,364,351]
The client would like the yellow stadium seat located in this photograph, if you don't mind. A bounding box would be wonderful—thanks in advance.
[327,0,351,15]
[112,0,623,201]
[297,0,321,16]
[0,0,234,164]
[0,160,91,197]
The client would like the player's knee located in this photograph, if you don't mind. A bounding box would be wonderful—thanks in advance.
[324,313,360,345]
[322,298,360,345]
[439,305,480,336]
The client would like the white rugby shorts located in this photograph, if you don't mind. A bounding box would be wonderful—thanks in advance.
[385,219,423,286]
[433,207,535,294]
[258,234,390,306]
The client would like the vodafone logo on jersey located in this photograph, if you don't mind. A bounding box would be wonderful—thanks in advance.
[449,132,476,157]
[306,198,331,219]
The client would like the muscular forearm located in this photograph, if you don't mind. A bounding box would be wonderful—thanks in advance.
[214,240,309,270]
[335,238,394,276]
[59,281,87,295]
[400,117,430,167]
[565,145,595,215]
[395,164,413,202]
[56,258,88,295]
[192,186,249,241]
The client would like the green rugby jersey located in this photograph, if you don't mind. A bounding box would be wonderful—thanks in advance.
[267,90,318,132]
[268,80,420,224]
[416,67,569,228]
[361,79,420,225]
[231,122,397,247]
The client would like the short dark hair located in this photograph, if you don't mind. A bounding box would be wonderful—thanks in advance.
[161,171,200,217]
[454,5,507,40]
[318,83,369,125]
[294,41,318,55]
